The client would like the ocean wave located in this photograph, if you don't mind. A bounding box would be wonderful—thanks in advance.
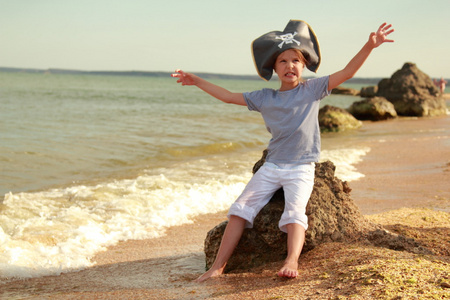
[0,162,251,280]
[320,147,371,181]
[164,140,264,158]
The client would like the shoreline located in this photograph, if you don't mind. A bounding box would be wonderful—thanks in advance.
[1,115,449,299]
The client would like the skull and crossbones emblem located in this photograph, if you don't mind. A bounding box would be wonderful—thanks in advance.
[276,32,301,48]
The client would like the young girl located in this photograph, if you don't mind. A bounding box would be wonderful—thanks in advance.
[172,20,394,282]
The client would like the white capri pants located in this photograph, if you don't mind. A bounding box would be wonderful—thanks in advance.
[228,162,315,232]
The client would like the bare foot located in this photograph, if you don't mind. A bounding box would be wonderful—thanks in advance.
[194,267,224,282]
[277,260,298,278]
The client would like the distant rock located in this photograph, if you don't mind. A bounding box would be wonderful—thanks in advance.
[376,63,447,116]
[331,86,360,96]
[318,105,362,132]
[348,97,397,121]
[360,86,378,98]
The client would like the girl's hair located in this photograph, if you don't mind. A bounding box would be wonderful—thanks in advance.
[293,49,308,65]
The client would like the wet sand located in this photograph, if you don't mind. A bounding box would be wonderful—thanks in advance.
[1,115,449,299]
[351,115,450,214]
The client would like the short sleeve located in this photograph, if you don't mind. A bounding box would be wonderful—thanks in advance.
[306,76,330,100]
[243,89,271,112]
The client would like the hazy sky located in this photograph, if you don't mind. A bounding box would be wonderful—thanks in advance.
[1,0,449,79]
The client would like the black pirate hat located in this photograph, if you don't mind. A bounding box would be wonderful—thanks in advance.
[251,20,321,81]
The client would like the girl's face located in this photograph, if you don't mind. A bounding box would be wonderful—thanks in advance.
[274,49,305,91]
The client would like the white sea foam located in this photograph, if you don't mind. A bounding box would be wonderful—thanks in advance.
[0,165,250,279]
[320,147,371,181]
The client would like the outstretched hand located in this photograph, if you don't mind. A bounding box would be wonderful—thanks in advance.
[369,23,395,48]
[171,69,198,86]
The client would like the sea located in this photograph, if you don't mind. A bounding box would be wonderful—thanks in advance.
[0,71,445,280]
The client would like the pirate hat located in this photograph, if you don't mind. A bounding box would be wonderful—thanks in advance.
[252,20,321,81]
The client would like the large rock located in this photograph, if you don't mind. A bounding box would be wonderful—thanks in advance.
[348,97,397,121]
[204,158,378,272]
[204,153,432,272]
[318,105,362,132]
[376,63,447,116]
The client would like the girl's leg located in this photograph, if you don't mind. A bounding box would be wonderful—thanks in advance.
[277,223,305,278]
[196,164,280,282]
[195,215,247,282]
[277,163,314,278]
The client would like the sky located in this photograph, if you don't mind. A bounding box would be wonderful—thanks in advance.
[1,0,449,79]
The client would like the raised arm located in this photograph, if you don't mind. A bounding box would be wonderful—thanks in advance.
[328,23,394,91]
[171,69,247,106]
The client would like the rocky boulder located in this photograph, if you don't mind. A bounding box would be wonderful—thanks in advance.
[318,105,362,132]
[331,86,360,96]
[376,62,447,116]
[204,158,378,272]
[348,97,397,121]
[203,153,432,273]
[360,85,378,98]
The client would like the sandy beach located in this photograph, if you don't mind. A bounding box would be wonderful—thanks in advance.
[350,115,450,214]
[1,115,449,299]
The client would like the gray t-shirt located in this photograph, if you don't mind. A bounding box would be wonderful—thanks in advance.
[244,76,330,164]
